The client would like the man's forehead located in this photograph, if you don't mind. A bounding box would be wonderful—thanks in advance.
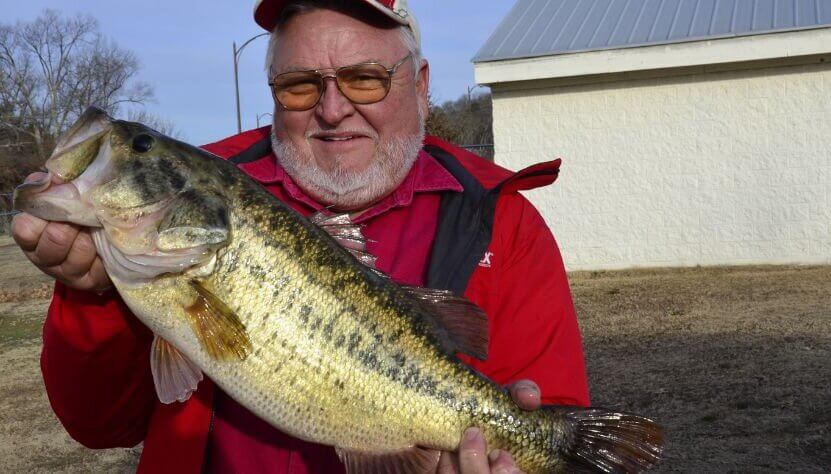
[271,40,393,72]
[271,15,404,72]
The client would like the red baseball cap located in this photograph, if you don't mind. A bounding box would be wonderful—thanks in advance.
[253,0,421,46]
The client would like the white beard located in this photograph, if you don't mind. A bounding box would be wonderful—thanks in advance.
[270,123,425,210]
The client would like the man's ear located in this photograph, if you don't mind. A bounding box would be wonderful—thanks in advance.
[416,59,430,117]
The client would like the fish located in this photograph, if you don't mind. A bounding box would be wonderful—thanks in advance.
[14,107,664,473]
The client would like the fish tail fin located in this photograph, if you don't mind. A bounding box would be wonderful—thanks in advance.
[552,407,664,473]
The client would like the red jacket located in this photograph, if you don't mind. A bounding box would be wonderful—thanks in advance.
[40,131,589,473]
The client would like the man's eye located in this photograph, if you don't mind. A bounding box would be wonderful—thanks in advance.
[345,76,385,90]
[283,82,319,95]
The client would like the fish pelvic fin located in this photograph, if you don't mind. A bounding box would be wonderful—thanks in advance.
[150,335,203,404]
[555,407,664,473]
[185,280,252,361]
[335,446,441,474]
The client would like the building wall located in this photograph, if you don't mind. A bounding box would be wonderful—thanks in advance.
[492,62,831,270]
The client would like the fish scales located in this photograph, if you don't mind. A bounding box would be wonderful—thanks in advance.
[208,181,552,463]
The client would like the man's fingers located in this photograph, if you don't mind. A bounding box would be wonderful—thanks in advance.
[11,213,48,251]
[68,258,110,292]
[34,222,80,267]
[508,379,541,411]
[458,428,490,474]
[488,449,523,474]
[436,452,459,474]
[86,257,111,292]
[60,230,98,279]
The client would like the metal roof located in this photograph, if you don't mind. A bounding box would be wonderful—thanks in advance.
[474,0,831,63]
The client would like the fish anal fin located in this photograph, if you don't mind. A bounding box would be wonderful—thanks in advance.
[403,286,489,361]
[185,280,252,361]
[150,335,203,404]
[335,446,441,474]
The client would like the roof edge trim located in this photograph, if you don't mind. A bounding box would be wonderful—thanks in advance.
[474,28,831,85]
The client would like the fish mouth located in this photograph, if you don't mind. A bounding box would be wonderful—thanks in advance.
[13,171,100,227]
[12,106,116,228]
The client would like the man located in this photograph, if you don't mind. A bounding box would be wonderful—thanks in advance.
[12,1,589,472]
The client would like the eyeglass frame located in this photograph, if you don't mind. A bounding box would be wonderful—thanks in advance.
[268,53,414,111]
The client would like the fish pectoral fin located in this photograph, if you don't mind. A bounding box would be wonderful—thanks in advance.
[150,335,204,404]
[310,209,379,270]
[157,191,229,251]
[403,286,490,361]
[185,280,252,361]
[335,446,441,474]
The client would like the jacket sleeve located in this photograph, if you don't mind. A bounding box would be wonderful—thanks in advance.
[40,282,157,448]
[461,194,590,407]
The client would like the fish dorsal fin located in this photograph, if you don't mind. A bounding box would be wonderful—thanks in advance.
[310,210,488,359]
[310,209,378,270]
[403,286,490,361]
[157,190,230,251]
[150,335,203,404]
[335,446,440,474]
[185,280,252,361]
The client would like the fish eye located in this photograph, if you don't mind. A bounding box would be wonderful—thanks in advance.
[132,134,155,153]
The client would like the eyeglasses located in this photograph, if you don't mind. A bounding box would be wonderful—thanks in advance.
[269,53,413,111]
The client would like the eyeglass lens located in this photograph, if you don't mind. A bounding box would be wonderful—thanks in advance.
[272,63,392,111]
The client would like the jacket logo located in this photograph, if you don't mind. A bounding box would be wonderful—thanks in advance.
[479,251,494,268]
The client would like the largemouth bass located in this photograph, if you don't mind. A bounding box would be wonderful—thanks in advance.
[15,107,663,473]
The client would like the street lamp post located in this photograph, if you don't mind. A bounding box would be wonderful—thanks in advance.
[233,32,270,133]
[256,112,273,128]
[467,84,488,102]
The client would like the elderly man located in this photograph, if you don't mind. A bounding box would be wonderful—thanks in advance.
[11,0,589,472]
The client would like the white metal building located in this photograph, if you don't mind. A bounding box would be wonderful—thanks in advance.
[474,0,831,270]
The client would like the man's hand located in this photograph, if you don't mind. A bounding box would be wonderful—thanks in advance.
[11,173,110,293]
[436,379,541,474]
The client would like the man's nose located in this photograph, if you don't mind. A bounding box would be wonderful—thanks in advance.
[315,77,355,125]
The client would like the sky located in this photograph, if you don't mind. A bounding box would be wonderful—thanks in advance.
[2,0,517,144]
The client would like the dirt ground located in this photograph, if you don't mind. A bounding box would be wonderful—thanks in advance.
[0,234,828,472]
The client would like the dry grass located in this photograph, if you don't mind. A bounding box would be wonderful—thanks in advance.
[0,237,140,471]
[572,265,831,472]
[0,235,828,472]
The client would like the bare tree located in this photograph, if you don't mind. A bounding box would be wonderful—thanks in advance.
[127,109,183,140]
[0,9,153,160]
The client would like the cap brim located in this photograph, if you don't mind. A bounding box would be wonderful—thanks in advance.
[254,0,409,31]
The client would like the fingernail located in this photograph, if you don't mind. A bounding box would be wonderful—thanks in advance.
[488,449,501,463]
[514,380,536,391]
[463,427,482,443]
